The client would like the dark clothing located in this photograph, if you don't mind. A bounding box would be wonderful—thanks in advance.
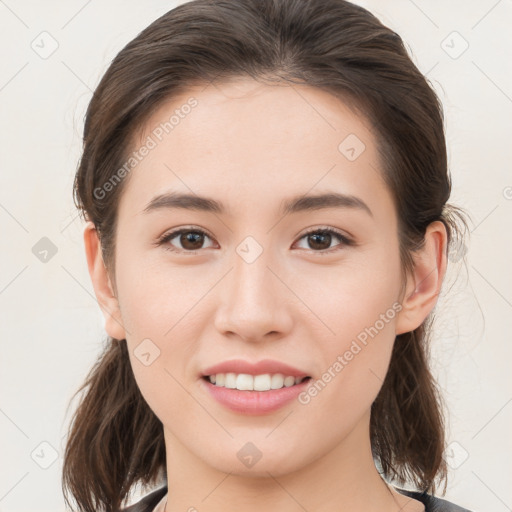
[397,487,472,511]
[120,484,473,512]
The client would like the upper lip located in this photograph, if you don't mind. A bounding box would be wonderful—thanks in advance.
[201,359,310,378]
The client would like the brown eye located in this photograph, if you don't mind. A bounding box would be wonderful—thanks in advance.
[179,231,206,250]
[307,232,333,251]
[157,228,214,253]
[295,228,352,253]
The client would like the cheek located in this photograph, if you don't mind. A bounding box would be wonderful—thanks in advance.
[297,249,402,403]
[296,286,399,442]
[114,257,206,406]
[120,275,202,426]
[115,253,209,340]
[298,250,402,342]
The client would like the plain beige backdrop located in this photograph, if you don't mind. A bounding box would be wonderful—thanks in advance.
[0,1,511,511]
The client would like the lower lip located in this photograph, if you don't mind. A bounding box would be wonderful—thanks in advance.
[200,377,311,415]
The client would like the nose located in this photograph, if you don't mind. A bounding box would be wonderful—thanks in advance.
[213,244,293,344]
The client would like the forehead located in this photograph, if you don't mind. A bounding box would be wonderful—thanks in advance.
[118,78,390,220]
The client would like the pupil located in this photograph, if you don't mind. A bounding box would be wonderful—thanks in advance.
[310,232,331,250]
[182,232,203,250]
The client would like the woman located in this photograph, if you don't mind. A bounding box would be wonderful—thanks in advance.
[62,0,472,511]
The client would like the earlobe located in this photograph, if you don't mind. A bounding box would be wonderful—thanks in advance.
[395,221,448,335]
[83,221,127,340]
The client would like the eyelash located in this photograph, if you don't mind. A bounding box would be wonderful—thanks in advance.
[155,226,354,255]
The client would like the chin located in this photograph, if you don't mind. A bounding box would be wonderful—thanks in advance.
[199,442,311,478]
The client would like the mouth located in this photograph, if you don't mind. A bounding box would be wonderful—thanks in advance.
[200,372,313,414]
[201,373,312,391]
[199,359,312,413]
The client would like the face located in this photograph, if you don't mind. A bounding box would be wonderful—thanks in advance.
[107,78,408,476]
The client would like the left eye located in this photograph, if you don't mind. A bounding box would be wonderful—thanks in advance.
[294,228,352,252]
[156,227,352,254]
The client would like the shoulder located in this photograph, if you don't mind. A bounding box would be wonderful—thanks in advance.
[118,486,168,512]
[119,485,473,512]
[395,487,473,512]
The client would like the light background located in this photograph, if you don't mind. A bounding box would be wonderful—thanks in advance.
[0,1,511,511]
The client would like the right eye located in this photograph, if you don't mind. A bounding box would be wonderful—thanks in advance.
[156,227,216,253]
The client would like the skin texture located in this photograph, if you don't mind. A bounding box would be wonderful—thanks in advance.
[84,78,447,512]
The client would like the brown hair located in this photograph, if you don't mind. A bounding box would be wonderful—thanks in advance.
[63,1,467,511]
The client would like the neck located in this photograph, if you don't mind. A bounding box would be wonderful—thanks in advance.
[162,412,424,512]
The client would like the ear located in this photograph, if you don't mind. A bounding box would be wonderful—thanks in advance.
[83,221,127,340]
[395,220,448,335]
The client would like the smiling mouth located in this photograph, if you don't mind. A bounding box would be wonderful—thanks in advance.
[202,373,312,391]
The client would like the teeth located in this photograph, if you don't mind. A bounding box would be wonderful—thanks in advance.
[225,373,237,389]
[207,373,307,391]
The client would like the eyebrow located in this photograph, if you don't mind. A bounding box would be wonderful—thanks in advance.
[142,191,373,217]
